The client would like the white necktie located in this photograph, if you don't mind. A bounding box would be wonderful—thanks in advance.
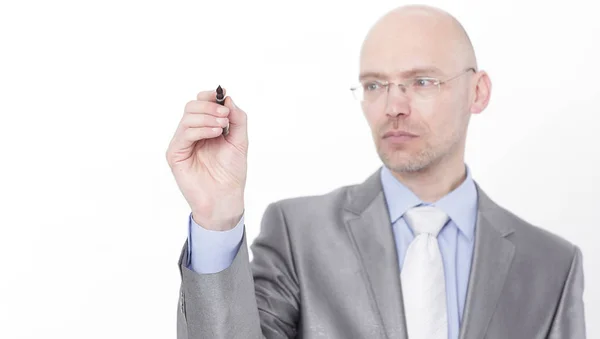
[401,205,449,339]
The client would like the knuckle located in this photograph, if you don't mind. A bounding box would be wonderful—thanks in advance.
[165,149,176,166]
[196,90,213,100]
[182,127,197,140]
[184,100,197,112]
[182,113,202,127]
[180,115,190,128]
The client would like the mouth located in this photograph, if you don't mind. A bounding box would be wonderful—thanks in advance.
[383,131,418,138]
[382,130,418,144]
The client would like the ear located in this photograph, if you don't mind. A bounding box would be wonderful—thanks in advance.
[470,70,492,114]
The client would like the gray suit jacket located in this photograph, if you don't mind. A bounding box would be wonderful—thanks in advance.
[176,167,586,338]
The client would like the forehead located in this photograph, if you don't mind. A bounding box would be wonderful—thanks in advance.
[359,14,461,79]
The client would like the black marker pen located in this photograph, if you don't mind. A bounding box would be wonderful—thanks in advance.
[216,85,229,136]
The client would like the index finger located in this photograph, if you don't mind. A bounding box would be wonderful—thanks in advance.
[196,87,227,101]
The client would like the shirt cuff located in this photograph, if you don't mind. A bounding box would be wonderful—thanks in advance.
[186,211,245,274]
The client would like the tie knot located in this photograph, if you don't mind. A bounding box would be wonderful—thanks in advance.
[403,205,449,237]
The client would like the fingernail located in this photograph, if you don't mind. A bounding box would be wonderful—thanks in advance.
[230,98,237,109]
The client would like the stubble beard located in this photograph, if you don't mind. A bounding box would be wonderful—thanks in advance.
[377,130,461,174]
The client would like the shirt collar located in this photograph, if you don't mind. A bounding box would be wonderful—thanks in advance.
[380,164,478,241]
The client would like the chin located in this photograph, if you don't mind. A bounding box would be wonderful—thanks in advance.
[379,148,435,173]
[387,161,430,173]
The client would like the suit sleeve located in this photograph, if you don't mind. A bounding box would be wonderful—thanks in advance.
[547,245,586,339]
[176,202,300,339]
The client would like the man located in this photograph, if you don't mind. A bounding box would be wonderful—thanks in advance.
[166,4,586,339]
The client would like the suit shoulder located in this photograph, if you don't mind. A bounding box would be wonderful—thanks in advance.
[268,182,357,220]
[273,184,356,210]
[494,203,577,260]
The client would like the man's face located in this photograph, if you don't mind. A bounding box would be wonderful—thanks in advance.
[359,13,474,173]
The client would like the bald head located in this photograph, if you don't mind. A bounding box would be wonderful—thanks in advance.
[360,5,477,79]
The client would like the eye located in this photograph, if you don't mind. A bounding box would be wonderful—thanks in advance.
[414,78,436,87]
[363,82,382,91]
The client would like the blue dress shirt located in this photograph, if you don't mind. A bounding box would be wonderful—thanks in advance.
[380,165,478,339]
[186,164,478,339]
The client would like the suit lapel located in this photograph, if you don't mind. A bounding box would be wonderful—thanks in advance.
[459,184,516,339]
[341,169,516,339]
[343,167,408,339]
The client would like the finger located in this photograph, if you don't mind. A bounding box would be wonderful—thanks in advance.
[220,96,247,144]
[181,113,229,129]
[196,87,226,102]
[181,127,225,143]
[167,126,224,159]
[184,100,230,118]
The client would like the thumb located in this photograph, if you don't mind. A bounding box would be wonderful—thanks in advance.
[223,96,248,144]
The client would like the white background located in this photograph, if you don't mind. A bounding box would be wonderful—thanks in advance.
[1,0,598,338]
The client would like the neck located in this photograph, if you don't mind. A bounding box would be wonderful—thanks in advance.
[390,155,467,203]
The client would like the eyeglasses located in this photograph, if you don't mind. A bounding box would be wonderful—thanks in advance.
[350,67,476,102]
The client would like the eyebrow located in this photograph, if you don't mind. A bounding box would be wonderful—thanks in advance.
[359,67,443,81]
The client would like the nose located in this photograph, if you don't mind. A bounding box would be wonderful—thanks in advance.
[384,84,410,117]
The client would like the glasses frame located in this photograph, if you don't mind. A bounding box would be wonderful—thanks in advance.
[350,67,476,102]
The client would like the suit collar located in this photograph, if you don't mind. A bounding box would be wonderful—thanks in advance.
[473,181,515,237]
[380,164,478,241]
[342,167,383,215]
[343,165,515,237]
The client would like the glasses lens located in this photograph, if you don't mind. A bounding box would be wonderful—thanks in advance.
[410,78,440,99]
